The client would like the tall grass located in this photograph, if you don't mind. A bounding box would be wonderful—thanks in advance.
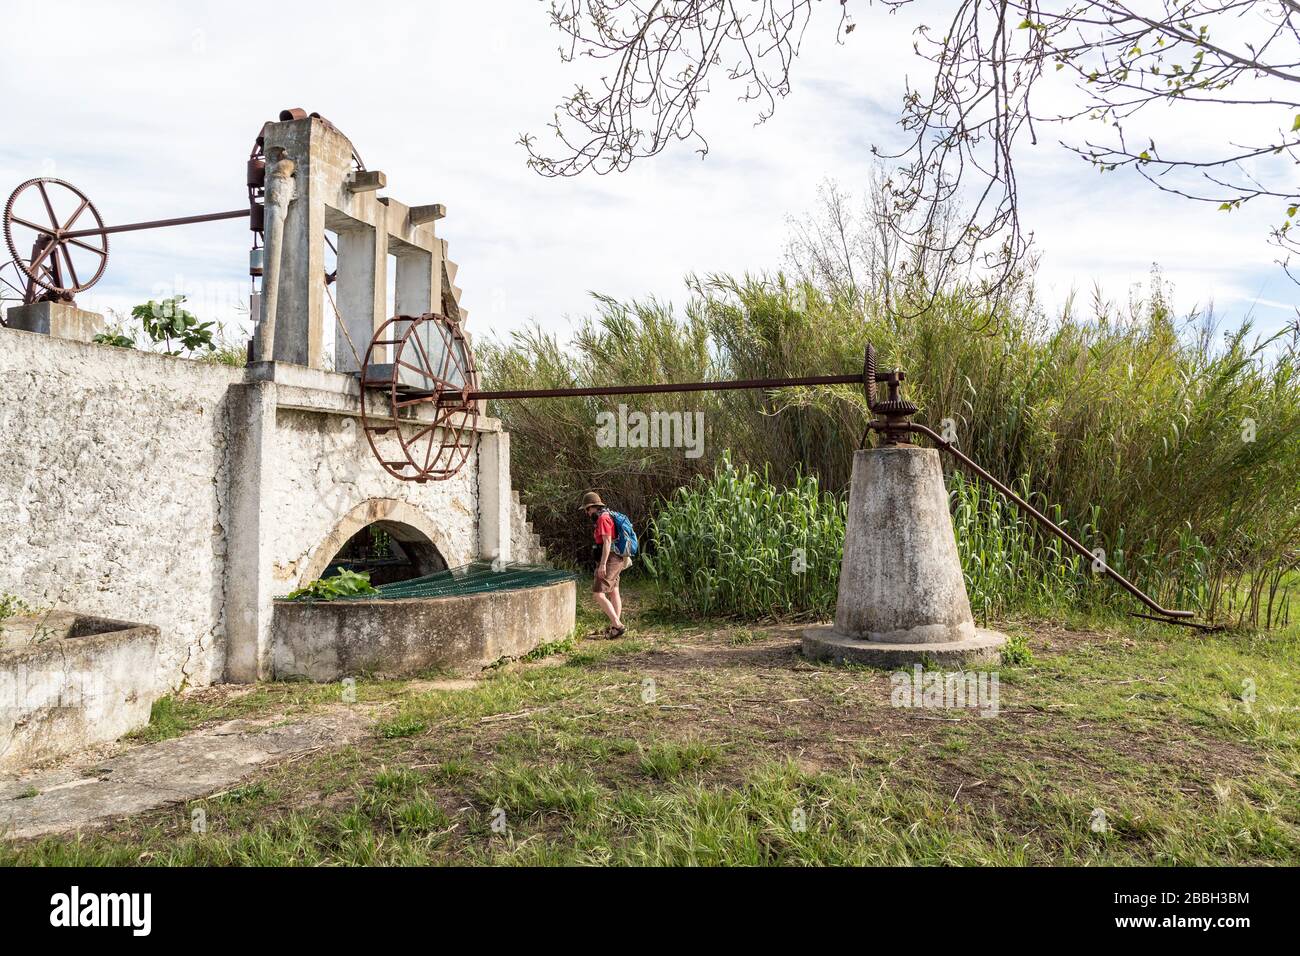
[483,272,1300,627]
[646,458,1295,624]
[646,455,844,619]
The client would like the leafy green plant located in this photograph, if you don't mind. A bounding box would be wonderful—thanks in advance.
[1000,633,1034,667]
[93,295,217,356]
[91,331,135,349]
[287,569,378,602]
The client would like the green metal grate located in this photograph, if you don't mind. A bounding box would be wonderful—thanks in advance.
[345,561,576,601]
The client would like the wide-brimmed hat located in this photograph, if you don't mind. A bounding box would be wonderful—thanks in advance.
[579,491,605,511]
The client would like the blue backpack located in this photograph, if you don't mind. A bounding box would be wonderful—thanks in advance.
[605,509,639,557]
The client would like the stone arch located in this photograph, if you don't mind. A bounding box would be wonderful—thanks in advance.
[298,498,466,588]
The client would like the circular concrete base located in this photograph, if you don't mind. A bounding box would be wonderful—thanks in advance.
[801,625,1007,668]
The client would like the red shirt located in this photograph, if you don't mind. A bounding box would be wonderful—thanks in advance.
[592,512,615,545]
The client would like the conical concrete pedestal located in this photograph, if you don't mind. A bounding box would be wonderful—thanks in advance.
[802,446,1007,667]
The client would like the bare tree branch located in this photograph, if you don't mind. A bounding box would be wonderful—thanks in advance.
[526,0,1300,301]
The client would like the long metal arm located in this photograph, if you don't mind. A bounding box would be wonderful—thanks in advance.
[900,421,1195,621]
[374,330,1204,626]
[454,373,863,402]
[62,208,250,240]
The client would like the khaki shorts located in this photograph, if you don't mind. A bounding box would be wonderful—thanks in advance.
[592,554,631,594]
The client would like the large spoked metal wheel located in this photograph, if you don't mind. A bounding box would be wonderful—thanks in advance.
[3,178,109,300]
[360,313,479,483]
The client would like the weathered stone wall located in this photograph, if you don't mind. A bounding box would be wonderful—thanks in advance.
[265,406,479,589]
[0,328,507,694]
[0,328,241,690]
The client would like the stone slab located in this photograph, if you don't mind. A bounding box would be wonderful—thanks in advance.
[0,710,371,840]
[801,625,1008,668]
[5,301,104,342]
[1,614,160,773]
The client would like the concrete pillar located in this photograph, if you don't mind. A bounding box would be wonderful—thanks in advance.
[254,151,295,363]
[262,117,326,368]
[803,446,1006,667]
[477,431,513,565]
[393,246,433,316]
[6,302,104,342]
[223,378,279,682]
[334,223,384,373]
[274,173,324,367]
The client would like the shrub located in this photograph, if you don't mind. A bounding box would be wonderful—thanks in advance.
[287,569,377,602]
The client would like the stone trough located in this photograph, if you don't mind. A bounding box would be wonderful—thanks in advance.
[0,613,160,773]
[272,574,576,681]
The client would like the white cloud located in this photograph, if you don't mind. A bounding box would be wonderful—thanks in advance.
[0,0,1293,350]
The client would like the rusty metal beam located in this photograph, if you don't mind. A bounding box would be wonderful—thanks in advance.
[62,208,250,240]
[899,420,1200,624]
[441,373,864,402]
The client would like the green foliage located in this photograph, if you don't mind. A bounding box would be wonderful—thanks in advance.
[128,695,192,743]
[133,295,215,355]
[287,569,378,602]
[484,267,1300,628]
[477,295,722,563]
[1000,633,1034,666]
[93,295,221,357]
[201,338,249,367]
[637,740,724,780]
[0,592,29,636]
[377,715,428,739]
[646,455,845,619]
[91,331,135,349]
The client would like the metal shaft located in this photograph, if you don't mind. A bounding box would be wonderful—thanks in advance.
[62,208,250,240]
[902,421,1195,620]
[457,373,863,402]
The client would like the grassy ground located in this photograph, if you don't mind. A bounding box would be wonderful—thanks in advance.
[3,585,1298,866]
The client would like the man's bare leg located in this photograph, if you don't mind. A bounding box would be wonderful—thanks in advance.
[610,585,622,623]
[593,591,621,628]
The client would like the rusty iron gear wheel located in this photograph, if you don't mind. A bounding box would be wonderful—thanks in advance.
[359,313,479,482]
[4,178,109,298]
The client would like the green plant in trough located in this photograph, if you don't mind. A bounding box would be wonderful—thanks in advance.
[287,569,378,602]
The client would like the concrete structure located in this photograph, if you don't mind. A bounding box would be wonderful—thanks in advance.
[255,114,464,375]
[0,112,561,773]
[0,328,548,694]
[803,446,1007,667]
[0,613,158,772]
[5,301,104,343]
[273,579,575,680]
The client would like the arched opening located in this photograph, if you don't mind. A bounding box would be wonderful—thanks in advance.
[298,499,464,591]
[323,520,447,586]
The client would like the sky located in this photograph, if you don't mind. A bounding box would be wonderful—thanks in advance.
[0,0,1294,352]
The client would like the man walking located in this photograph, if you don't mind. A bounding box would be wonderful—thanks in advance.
[580,491,636,638]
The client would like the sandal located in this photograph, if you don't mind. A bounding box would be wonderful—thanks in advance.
[607,624,627,639]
